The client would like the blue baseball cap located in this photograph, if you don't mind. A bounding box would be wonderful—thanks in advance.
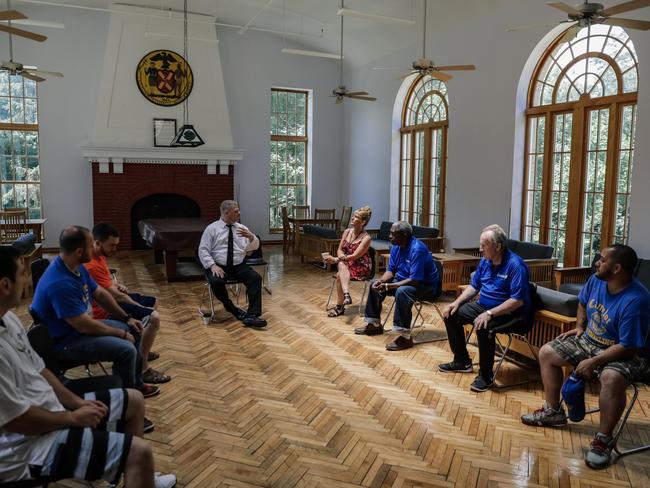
[562,372,586,422]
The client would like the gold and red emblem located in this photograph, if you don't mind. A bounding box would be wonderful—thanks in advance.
[136,50,194,106]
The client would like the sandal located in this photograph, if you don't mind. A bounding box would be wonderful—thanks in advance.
[142,367,171,384]
[327,305,345,317]
[147,351,160,361]
[343,292,352,305]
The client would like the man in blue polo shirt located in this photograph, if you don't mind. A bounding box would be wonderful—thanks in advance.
[439,224,531,392]
[355,221,440,351]
[522,244,650,469]
[31,226,159,401]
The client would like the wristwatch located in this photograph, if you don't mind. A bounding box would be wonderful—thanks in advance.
[486,310,494,318]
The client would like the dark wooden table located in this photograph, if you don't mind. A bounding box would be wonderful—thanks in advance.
[138,218,211,282]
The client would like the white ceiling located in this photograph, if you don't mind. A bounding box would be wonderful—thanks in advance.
[11,0,650,67]
[13,0,425,65]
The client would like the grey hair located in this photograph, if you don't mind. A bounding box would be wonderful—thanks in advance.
[481,224,508,250]
[392,221,413,238]
[220,200,239,214]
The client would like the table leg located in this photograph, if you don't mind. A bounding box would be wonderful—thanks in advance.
[293,224,301,255]
[154,249,164,264]
[164,251,178,282]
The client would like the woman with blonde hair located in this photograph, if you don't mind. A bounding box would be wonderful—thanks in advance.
[326,206,373,317]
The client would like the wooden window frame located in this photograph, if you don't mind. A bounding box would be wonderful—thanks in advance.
[399,75,448,236]
[0,74,42,219]
[269,88,309,233]
[521,27,638,267]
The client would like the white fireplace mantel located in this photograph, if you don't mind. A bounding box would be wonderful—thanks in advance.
[82,146,243,175]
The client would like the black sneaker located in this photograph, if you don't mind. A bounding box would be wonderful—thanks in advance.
[470,374,494,392]
[438,360,473,373]
[243,315,267,328]
[144,417,155,433]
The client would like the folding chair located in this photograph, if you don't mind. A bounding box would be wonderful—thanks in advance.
[325,247,376,315]
[463,282,540,389]
[380,260,445,344]
[585,381,650,462]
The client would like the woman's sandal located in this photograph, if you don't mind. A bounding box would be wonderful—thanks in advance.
[343,292,352,305]
[327,305,345,317]
[142,367,171,384]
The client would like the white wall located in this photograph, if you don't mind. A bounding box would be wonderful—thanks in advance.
[343,0,650,257]
[218,28,343,240]
[1,5,343,244]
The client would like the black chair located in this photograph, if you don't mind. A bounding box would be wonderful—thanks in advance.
[30,259,108,378]
[199,236,269,324]
[244,236,271,295]
[380,260,445,344]
[325,247,376,315]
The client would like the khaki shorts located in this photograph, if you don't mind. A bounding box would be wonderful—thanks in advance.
[548,334,650,384]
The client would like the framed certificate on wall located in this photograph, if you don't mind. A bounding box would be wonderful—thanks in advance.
[153,118,177,147]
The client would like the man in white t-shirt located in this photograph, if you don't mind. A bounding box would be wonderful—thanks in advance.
[0,245,176,487]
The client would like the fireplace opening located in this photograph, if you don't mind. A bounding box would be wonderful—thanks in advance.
[131,193,201,250]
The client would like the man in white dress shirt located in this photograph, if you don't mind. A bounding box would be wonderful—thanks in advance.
[198,200,267,328]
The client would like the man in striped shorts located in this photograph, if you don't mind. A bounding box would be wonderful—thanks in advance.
[0,246,176,487]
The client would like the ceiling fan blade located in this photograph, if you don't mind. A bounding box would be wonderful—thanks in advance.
[346,91,368,96]
[546,2,581,16]
[434,64,476,71]
[430,71,453,82]
[0,24,47,42]
[348,95,376,101]
[0,10,27,21]
[25,69,64,78]
[603,17,650,29]
[558,23,581,43]
[21,72,45,82]
[602,0,650,17]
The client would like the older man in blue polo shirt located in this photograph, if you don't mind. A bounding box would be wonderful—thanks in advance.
[439,224,531,392]
[354,221,440,351]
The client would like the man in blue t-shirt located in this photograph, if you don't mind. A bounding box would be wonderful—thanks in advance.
[355,221,440,351]
[439,225,532,392]
[31,226,159,401]
[522,244,650,469]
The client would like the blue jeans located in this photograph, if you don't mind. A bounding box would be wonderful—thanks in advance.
[364,280,437,334]
[59,320,143,388]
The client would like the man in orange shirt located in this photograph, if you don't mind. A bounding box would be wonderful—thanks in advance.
[85,223,170,384]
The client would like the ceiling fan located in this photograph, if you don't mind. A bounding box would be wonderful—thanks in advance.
[399,0,476,81]
[0,0,46,42]
[330,0,376,104]
[0,1,63,82]
[510,1,650,43]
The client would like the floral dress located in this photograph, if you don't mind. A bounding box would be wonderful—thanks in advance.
[341,236,372,280]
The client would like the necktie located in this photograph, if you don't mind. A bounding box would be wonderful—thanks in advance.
[226,224,234,272]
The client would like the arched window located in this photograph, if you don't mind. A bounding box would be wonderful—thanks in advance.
[399,75,448,234]
[522,25,638,266]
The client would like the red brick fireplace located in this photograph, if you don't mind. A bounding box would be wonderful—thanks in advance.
[85,148,241,249]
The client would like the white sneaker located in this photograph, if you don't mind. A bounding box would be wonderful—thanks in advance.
[154,472,177,488]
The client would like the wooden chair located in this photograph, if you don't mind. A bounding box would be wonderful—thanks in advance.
[338,206,352,235]
[292,205,311,219]
[281,206,295,255]
[0,210,28,243]
[314,208,335,219]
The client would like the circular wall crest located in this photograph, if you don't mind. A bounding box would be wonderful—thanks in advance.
[136,50,194,106]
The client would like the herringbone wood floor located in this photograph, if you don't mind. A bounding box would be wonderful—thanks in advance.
[18,247,650,487]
